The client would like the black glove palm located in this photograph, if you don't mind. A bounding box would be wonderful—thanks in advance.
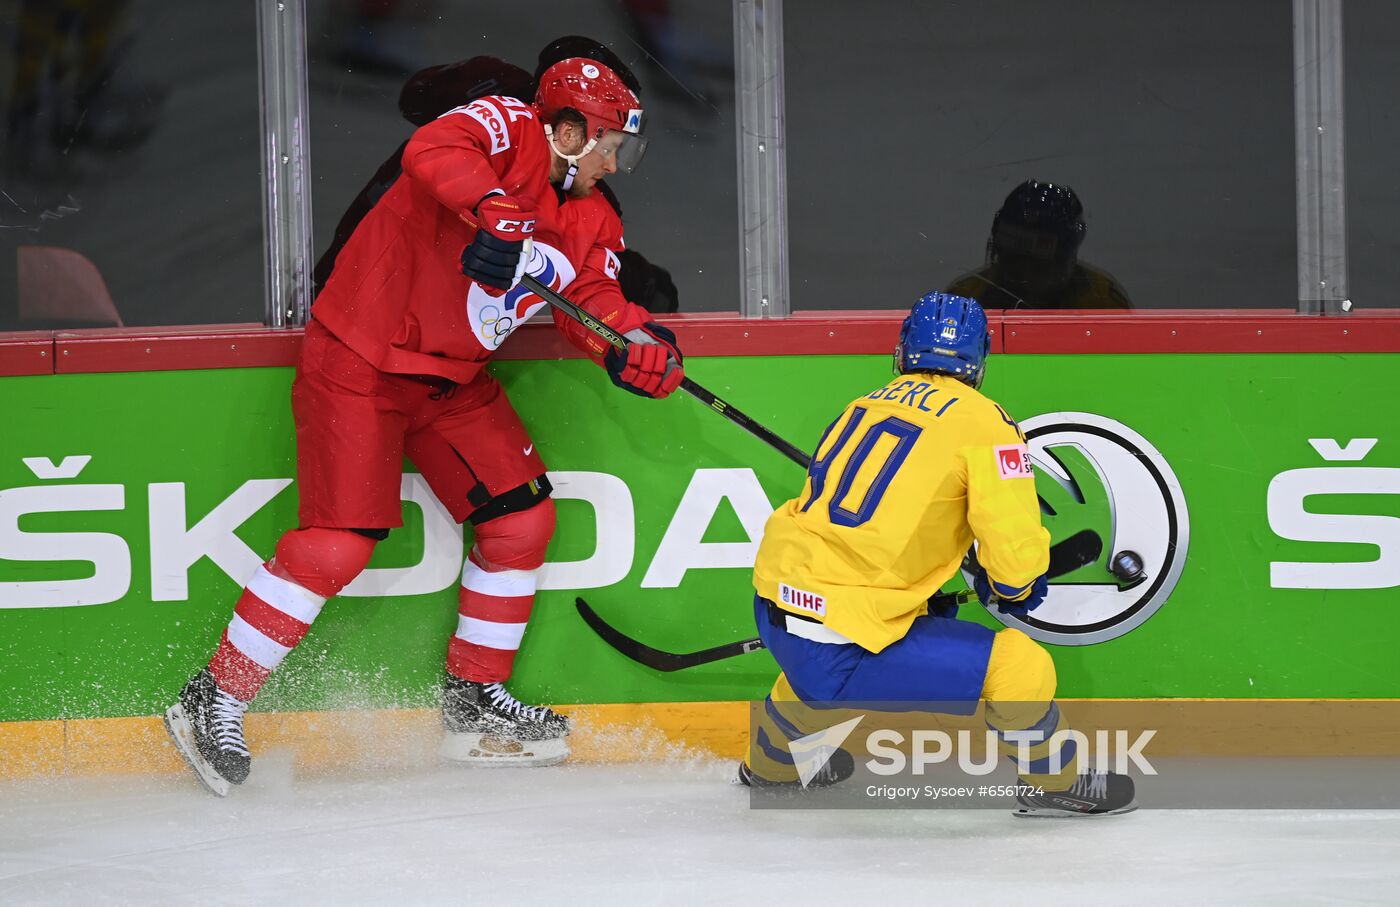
[461,231,523,291]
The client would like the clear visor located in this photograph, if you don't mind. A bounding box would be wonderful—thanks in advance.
[593,129,649,174]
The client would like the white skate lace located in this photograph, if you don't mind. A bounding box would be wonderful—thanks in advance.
[1070,770,1108,800]
[212,688,250,756]
[484,683,554,721]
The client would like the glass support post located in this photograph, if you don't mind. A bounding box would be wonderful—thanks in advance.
[256,0,314,327]
[1294,0,1350,314]
[733,0,790,318]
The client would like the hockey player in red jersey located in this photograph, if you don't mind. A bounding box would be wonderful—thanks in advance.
[164,58,683,796]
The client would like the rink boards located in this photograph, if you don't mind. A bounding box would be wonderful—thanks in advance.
[2,316,1399,775]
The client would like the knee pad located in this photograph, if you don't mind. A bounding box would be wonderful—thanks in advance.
[468,475,554,526]
[271,527,379,599]
[471,497,556,571]
[982,628,1057,702]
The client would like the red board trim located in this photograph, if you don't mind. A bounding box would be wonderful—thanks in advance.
[0,332,55,376]
[493,310,926,361]
[53,324,304,374]
[0,310,1397,377]
[1000,310,1400,354]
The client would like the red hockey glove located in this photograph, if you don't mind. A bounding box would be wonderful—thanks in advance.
[461,194,536,293]
[605,322,684,398]
[475,194,537,241]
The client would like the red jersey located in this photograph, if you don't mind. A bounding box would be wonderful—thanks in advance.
[313,94,654,383]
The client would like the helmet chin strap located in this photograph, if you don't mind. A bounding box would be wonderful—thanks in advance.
[544,124,598,191]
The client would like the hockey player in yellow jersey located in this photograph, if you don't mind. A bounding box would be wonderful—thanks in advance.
[740,292,1136,817]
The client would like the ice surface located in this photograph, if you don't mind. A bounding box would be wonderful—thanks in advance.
[2,757,1398,906]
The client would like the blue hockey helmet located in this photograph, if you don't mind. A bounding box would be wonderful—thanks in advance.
[894,292,990,388]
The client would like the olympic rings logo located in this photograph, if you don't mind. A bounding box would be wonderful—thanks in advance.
[476,303,516,348]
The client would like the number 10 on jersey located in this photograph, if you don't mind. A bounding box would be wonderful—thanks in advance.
[801,406,923,528]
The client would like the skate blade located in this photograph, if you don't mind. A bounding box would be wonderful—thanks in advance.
[163,703,231,797]
[440,732,569,767]
[1013,798,1139,818]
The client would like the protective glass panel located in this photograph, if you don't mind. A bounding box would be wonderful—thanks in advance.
[305,0,738,316]
[0,0,262,330]
[1343,0,1400,311]
[785,1,1295,311]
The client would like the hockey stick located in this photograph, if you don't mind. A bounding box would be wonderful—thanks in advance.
[578,528,1105,672]
[962,527,1104,592]
[575,596,775,672]
[520,272,813,468]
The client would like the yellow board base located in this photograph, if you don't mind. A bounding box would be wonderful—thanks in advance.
[5,699,1400,781]
[0,702,750,781]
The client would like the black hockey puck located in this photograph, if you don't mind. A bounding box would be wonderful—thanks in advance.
[1109,549,1145,583]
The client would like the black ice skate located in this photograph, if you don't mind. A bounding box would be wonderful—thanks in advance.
[1014,770,1138,818]
[439,675,570,767]
[162,669,251,797]
[736,748,855,791]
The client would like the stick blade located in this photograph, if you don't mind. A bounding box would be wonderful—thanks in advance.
[1048,528,1104,576]
[576,597,767,672]
[575,597,690,672]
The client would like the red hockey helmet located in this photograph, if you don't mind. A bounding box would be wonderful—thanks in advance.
[535,57,647,175]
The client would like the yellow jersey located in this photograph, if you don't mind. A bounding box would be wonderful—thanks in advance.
[752,373,1050,653]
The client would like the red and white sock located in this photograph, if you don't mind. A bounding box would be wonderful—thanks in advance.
[446,547,538,683]
[208,563,328,702]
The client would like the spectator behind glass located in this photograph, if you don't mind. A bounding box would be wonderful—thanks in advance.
[945,180,1132,311]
